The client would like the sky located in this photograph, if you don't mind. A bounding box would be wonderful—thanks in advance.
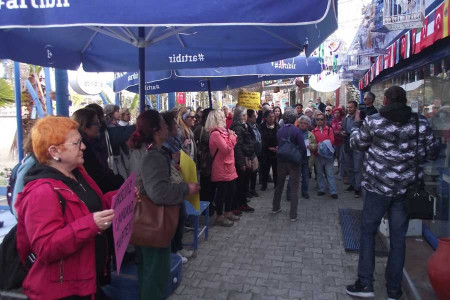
[333,0,373,48]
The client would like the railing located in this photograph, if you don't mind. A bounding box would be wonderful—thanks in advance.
[383,0,424,30]
[348,56,371,71]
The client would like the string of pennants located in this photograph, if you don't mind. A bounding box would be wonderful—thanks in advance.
[359,0,449,90]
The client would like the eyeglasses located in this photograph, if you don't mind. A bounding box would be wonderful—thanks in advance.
[316,118,325,121]
[61,139,83,150]
[186,116,196,119]
[325,109,332,112]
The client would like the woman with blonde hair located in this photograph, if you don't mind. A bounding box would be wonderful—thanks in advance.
[207,109,239,226]
[15,116,116,300]
[176,107,197,163]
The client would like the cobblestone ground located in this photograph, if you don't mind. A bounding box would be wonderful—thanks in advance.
[169,178,390,300]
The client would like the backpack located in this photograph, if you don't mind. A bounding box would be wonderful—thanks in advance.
[0,193,65,290]
[196,128,218,177]
[6,155,36,217]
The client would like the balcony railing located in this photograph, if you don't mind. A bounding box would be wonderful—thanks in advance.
[348,56,371,71]
[383,0,424,30]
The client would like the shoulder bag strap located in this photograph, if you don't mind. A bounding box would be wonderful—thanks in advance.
[414,113,420,185]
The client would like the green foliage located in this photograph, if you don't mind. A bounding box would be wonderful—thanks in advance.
[101,92,112,104]
[0,78,14,107]
[130,94,139,110]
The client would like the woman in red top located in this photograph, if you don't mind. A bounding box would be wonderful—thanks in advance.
[223,105,233,129]
[15,116,116,300]
[331,107,345,180]
[207,109,239,227]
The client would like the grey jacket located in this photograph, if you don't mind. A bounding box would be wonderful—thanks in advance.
[130,146,189,205]
[350,110,439,197]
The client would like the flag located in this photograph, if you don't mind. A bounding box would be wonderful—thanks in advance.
[364,72,369,86]
[395,39,400,64]
[424,11,436,48]
[370,64,375,81]
[420,17,428,51]
[390,43,396,66]
[400,35,406,59]
[405,31,411,59]
[384,49,390,69]
[435,3,444,41]
[415,28,422,54]
[444,0,449,38]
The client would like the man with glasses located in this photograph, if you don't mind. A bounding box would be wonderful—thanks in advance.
[312,112,337,199]
[363,92,378,116]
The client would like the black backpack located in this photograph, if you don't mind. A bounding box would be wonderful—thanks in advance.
[0,193,65,290]
[6,155,36,216]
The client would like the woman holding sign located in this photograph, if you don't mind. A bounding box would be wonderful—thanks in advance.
[14,116,116,300]
[128,110,200,300]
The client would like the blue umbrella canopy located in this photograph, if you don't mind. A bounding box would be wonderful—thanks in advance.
[0,0,337,72]
[113,56,322,94]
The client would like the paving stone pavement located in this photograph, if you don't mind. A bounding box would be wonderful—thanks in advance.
[169,178,391,300]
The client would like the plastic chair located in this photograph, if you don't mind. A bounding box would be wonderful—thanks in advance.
[183,200,209,250]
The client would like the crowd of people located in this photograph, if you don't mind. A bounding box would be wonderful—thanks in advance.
[10,86,439,300]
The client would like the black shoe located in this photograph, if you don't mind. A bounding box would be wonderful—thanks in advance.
[317,191,325,196]
[331,194,338,199]
[302,193,310,199]
[354,189,361,198]
[345,186,355,192]
[247,192,253,198]
[261,185,267,191]
[345,279,375,298]
[239,204,255,213]
[387,290,403,300]
[249,190,259,197]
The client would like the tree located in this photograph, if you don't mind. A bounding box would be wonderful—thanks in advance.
[0,78,14,107]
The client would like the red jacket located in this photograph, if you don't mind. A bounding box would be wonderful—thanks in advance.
[331,117,344,146]
[225,114,233,129]
[15,167,115,300]
[209,128,238,182]
[312,125,335,156]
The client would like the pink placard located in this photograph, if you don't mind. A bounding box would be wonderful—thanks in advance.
[111,172,136,275]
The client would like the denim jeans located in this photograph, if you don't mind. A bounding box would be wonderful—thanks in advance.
[286,162,309,200]
[358,190,409,295]
[314,156,337,194]
[345,149,363,190]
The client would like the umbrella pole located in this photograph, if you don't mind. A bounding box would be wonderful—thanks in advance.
[207,79,212,108]
[55,69,69,116]
[139,27,146,113]
[14,62,24,162]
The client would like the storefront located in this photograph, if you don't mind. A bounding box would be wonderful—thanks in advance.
[359,3,450,246]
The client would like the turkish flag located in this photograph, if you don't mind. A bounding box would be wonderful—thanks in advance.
[434,4,444,41]
[400,35,406,59]
[420,17,428,51]
[177,92,186,104]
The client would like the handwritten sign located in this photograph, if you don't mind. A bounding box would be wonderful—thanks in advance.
[111,172,136,275]
[179,150,200,211]
[238,92,261,110]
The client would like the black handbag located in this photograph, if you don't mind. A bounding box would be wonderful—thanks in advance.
[404,114,436,220]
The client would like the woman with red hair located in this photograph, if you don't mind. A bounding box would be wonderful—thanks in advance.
[15,116,116,300]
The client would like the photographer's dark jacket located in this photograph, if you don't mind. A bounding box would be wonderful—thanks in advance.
[350,104,439,197]
[230,121,256,169]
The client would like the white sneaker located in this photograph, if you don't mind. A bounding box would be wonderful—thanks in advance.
[178,253,188,264]
[178,249,194,258]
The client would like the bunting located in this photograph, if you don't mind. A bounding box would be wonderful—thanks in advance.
[435,3,444,42]
[358,1,450,90]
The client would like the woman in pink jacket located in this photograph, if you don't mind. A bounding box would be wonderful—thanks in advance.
[206,109,239,227]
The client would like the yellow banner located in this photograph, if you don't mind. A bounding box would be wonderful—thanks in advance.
[179,150,200,211]
[238,92,261,110]
[444,0,449,38]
